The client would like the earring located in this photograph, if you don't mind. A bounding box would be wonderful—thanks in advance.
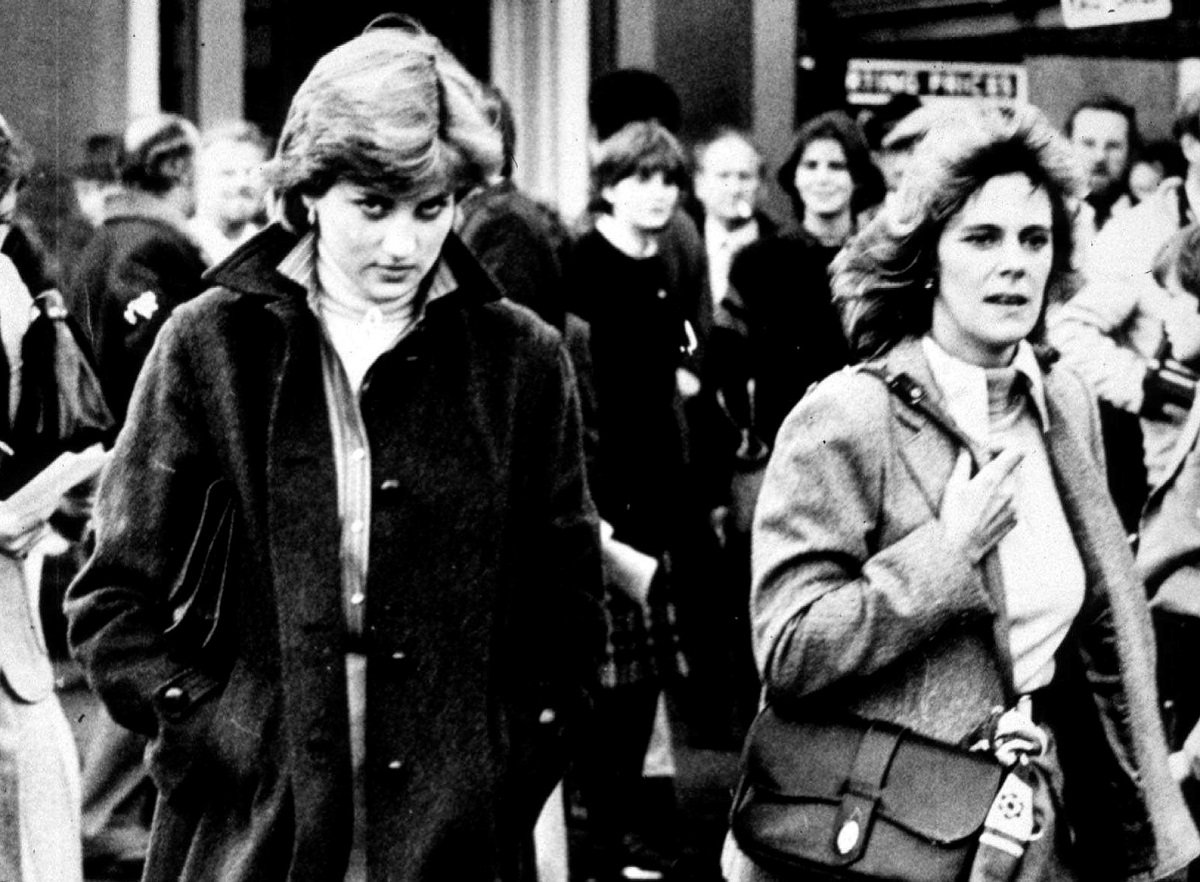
[306,204,317,227]
[923,276,935,292]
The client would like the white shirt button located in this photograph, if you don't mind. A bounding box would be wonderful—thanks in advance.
[351,448,366,463]
[350,592,365,606]
[350,519,365,535]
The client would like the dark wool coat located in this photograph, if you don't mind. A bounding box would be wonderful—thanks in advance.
[65,195,207,424]
[66,226,604,881]
[731,339,1199,881]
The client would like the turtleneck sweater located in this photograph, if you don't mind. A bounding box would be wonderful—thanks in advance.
[922,336,1085,693]
[311,246,422,394]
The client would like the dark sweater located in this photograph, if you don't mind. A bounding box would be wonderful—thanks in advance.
[719,228,851,446]
[566,229,689,555]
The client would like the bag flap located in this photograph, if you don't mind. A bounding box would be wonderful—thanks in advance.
[742,706,1002,844]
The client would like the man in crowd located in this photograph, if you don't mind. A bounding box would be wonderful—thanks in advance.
[1050,88,1200,526]
[1067,94,1140,241]
[689,128,775,322]
[190,120,270,264]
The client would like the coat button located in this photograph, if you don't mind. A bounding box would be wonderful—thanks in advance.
[538,708,556,725]
[387,759,404,771]
[160,685,189,718]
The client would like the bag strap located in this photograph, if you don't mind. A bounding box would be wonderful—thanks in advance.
[856,364,988,469]
[830,724,903,864]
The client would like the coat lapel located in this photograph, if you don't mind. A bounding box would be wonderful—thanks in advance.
[880,340,982,513]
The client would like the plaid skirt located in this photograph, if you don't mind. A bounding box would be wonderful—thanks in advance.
[598,551,688,690]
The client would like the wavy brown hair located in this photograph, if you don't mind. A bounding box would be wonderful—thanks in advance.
[830,103,1086,360]
[267,17,502,232]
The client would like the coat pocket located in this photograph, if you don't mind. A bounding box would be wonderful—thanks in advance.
[145,665,224,800]
[164,478,237,659]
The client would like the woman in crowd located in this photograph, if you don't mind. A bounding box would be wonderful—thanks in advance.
[66,17,602,882]
[0,111,83,882]
[724,104,1197,880]
[565,120,692,881]
[717,109,885,451]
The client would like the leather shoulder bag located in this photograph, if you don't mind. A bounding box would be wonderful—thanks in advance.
[730,705,1003,881]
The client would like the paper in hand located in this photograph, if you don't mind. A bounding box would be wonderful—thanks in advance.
[2,443,109,522]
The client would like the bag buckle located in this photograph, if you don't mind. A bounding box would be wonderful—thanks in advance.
[832,726,902,864]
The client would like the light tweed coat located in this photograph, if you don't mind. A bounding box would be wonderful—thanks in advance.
[729,338,1199,881]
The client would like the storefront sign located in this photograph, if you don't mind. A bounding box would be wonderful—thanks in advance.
[845,59,1028,106]
[1060,0,1170,28]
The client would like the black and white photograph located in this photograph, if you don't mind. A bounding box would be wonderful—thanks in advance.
[3,1,1200,880]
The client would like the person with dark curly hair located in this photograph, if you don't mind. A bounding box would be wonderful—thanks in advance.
[717,110,885,456]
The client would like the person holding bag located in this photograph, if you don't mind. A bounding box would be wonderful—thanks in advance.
[723,104,1198,882]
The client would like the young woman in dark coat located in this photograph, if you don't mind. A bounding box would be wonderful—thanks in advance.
[65,18,603,882]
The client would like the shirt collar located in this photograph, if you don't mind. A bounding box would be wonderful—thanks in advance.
[921,335,1050,440]
[276,231,458,314]
[704,214,759,252]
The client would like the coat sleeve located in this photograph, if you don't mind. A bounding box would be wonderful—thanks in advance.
[534,343,605,691]
[1046,281,1151,413]
[65,311,222,736]
[751,374,994,702]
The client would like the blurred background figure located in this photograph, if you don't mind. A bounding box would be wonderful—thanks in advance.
[566,119,691,882]
[1050,88,1200,528]
[457,83,571,331]
[0,108,84,882]
[71,134,121,230]
[0,120,57,301]
[65,111,207,882]
[1066,94,1139,238]
[683,125,778,752]
[1130,138,1189,203]
[1137,229,1200,853]
[190,121,271,264]
[719,109,884,456]
[859,93,923,194]
[68,112,206,424]
[688,127,775,323]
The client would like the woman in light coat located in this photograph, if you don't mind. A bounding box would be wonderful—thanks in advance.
[0,113,83,882]
[725,104,1198,881]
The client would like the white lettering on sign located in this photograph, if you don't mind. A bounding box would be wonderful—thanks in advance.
[846,59,1028,106]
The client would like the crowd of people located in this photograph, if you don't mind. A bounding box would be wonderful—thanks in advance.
[2,11,1200,882]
